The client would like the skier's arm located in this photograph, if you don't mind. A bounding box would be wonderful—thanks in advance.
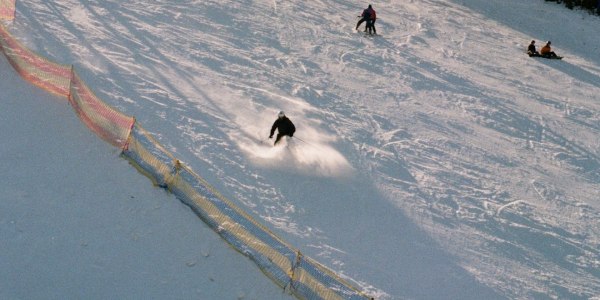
[269,121,278,138]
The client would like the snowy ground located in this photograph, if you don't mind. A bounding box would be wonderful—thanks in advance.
[2,0,600,299]
[0,53,294,299]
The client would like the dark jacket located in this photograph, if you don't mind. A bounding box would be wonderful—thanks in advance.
[361,8,371,19]
[527,43,539,56]
[270,116,296,137]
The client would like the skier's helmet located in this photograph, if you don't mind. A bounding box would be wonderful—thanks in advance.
[278,111,285,118]
[547,41,551,45]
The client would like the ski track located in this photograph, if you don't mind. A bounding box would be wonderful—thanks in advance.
[9,0,600,298]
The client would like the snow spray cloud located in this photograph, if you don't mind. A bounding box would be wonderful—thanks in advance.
[240,137,353,177]
[234,117,353,177]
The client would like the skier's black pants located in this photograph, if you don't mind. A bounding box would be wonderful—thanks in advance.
[356,18,368,30]
[274,133,290,145]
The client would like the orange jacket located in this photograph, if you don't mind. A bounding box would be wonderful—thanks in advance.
[540,44,551,55]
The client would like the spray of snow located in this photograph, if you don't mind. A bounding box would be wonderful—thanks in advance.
[234,119,353,178]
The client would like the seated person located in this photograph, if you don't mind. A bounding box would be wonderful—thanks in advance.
[540,41,559,59]
[527,40,540,57]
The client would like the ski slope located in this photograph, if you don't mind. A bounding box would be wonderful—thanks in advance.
[0,51,295,299]
[2,0,600,299]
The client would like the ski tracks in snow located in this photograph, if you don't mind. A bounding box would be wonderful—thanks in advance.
[12,0,600,298]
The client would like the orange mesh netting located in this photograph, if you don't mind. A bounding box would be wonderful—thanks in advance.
[68,70,134,149]
[0,0,15,20]
[0,25,71,96]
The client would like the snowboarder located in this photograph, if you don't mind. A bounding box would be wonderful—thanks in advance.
[540,41,560,59]
[527,40,540,57]
[355,5,373,32]
[269,111,296,146]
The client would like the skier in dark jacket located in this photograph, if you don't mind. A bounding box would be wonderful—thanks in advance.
[269,111,296,146]
[527,40,540,57]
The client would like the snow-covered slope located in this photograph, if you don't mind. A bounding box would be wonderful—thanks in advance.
[3,0,600,299]
[0,53,294,299]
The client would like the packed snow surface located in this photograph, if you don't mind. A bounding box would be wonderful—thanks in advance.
[2,0,600,299]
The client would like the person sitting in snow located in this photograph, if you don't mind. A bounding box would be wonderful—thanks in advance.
[269,111,296,146]
[527,40,540,57]
[540,41,559,59]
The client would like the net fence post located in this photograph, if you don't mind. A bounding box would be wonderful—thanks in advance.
[285,250,302,294]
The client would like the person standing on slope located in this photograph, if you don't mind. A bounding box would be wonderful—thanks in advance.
[355,5,372,32]
[269,111,296,146]
[366,5,377,35]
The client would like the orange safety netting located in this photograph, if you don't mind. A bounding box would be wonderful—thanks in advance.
[69,70,134,149]
[0,23,134,149]
[0,0,15,20]
[0,25,71,96]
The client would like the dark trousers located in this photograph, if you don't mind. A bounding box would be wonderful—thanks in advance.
[366,19,377,34]
[274,133,289,145]
[356,18,368,30]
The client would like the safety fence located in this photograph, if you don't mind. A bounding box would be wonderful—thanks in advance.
[0,2,371,299]
[0,0,14,20]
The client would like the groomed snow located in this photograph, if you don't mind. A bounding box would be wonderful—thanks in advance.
[2,0,600,299]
